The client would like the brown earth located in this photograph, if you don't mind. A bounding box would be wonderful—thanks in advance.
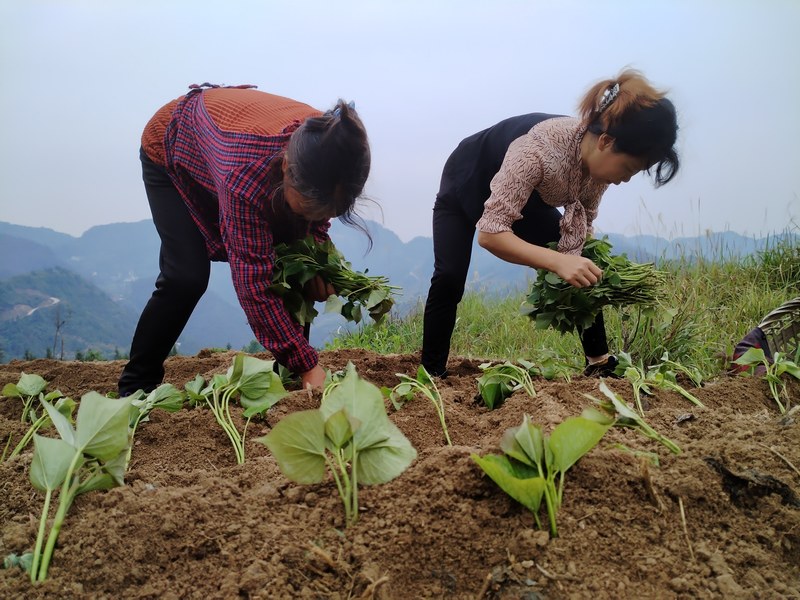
[1,349,798,600]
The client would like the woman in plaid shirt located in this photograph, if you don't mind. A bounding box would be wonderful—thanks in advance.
[118,84,371,395]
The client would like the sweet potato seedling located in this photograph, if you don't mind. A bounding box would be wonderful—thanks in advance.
[125,384,185,467]
[615,352,704,414]
[733,347,800,413]
[476,360,536,409]
[384,366,451,445]
[28,393,131,581]
[583,380,682,455]
[5,395,76,461]
[2,372,49,423]
[260,362,416,527]
[472,412,612,537]
[184,354,287,464]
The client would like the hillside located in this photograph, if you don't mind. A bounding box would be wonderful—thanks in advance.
[1,219,796,362]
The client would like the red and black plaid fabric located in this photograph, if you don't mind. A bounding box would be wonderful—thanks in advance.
[160,85,329,373]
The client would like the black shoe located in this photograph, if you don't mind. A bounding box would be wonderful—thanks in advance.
[422,365,448,379]
[583,355,620,378]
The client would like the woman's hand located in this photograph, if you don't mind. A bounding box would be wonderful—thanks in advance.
[303,275,335,302]
[300,364,327,389]
[476,230,601,288]
[553,254,602,288]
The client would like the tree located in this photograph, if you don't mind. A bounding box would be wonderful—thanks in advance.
[52,305,67,360]
[242,339,266,354]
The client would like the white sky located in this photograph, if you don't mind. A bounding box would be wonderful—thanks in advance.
[1,0,798,242]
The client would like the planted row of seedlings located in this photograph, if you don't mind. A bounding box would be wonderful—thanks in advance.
[3,236,797,584]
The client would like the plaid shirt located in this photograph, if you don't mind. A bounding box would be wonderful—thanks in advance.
[160,84,328,374]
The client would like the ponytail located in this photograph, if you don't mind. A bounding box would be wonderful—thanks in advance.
[284,99,373,247]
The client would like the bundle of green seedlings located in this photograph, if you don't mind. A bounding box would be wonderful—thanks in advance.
[383,366,452,445]
[269,236,399,326]
[472,380,680,537]
[520,237,667,334]
[260,362,416,527]
[185,354,287,464]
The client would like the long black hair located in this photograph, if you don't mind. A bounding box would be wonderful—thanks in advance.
[284,100,373,246]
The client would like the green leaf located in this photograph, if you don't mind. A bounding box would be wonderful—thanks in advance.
[471,454,545,513]
[258,410,327,484]
[185,375,206,400]
[324,295,345,315]
[74,393,132,460]
[30,435,77,492]
[355,419,416,485]
[238,357,286,407]
[548,416,610,474]
[325,409,356,449]
[41,399,76,445]
[1,383,20,398]
[16,373,48,397]
[320,363,393,449]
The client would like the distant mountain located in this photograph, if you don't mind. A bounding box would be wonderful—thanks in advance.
[0,267,137,360]
[0,218,796,362]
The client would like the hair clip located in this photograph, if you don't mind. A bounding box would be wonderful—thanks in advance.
[598,83,620,113]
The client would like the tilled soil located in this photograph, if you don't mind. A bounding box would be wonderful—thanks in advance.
[1,349,798,599]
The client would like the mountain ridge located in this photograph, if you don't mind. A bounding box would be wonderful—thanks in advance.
[0,219,795,363]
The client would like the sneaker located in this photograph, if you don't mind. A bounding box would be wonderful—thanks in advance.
[583,355,620,378]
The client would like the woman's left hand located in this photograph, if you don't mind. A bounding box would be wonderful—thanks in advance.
[304,275,336,302]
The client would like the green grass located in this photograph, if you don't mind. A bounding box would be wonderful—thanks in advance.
[325,233,799,380]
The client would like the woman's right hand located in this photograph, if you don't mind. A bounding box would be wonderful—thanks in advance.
[300,364,327,390]
[554,254,603,288]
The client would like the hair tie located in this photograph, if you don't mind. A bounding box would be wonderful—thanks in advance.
[598,83,620,113]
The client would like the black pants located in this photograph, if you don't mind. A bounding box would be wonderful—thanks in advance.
[420,194,608,376]
[118,150,211,396]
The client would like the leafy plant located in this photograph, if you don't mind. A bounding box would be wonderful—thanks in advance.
[614,352,704,414]
[476,360,536,409]
[528,351,577,382]
[384,366,451,445]
[2,373,48,423]
[733,347,800,413]
[259,362,416,527]
[184,354,287,464]
[125,384,185,467]
[472,412,612,537]
[583,380,682,455]
[4,395,77,461]
[28,393,132,581]
[268,236,399,326]
[520,237,666,334]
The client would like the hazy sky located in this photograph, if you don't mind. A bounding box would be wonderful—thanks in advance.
[1,1,798,242]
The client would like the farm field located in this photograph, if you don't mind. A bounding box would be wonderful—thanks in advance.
[1,348,798,599]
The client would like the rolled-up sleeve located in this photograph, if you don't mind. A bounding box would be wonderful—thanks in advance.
[476,135,544,233]
[218,184,318,374]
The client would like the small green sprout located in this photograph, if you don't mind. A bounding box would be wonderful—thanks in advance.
[384,366,451,445]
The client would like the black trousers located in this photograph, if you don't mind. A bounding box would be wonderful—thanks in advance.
[420,193,608,376]
[118,150,212,396]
